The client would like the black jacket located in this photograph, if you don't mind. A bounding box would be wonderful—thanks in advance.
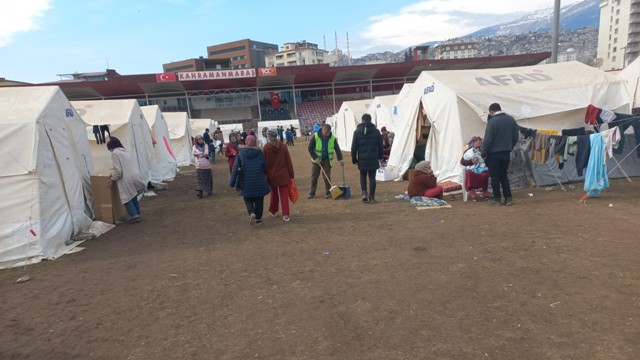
[481,112,519,157]
[351,122,383,171]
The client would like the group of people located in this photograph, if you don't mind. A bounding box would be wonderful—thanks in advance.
[229,129,295,224]
[407,102,519,206]
[105,102,517,227]
[307,113,386,204]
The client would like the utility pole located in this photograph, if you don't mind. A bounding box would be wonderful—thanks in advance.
[551,0,561,63]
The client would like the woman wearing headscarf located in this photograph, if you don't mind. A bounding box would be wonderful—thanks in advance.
[107,137,146,223]
[460,136,490,201]
[407,160,444,199]
[229,135,270,225]
[263,129,295,222]
[193,134,212,198]
[225,132,241,173]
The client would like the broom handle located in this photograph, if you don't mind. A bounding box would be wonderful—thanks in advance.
[341,164,346,186]
[317,161,334,186]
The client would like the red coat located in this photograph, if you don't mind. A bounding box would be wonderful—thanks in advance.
[263,141,294,186]
[225,142,239,172]
[407,171,438,198]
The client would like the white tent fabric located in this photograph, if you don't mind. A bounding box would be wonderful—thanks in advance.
[333,99,372,151]
[72,100,156,185]
[619,56,640,107]
[219,123,244,142]
[141,105,177,181]
[164,112,194,167]
[0,86,95,269]
[386,61,632,184]
[257,119,302,136]
[369,95,397,131]
[189,118,214,139]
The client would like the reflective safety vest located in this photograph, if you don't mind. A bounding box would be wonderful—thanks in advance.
[312,132,336,167]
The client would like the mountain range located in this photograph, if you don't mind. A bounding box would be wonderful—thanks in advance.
[468,0,599,37]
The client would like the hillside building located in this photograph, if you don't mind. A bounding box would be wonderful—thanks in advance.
[265,41,329,67]
[597,0,640,70]
[434,41,478,60]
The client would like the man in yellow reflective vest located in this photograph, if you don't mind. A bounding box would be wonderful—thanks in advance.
[307,124,344,199]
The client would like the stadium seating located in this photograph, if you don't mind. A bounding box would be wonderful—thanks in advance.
[297,99,351,128]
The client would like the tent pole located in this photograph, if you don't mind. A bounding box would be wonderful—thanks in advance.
[185,92,192,118]
[370,79,373,99]
[332,83,336,113]
[256,86,262,121]
[292,84,298,119]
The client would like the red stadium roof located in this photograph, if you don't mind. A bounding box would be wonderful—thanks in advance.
[42,52,551,100]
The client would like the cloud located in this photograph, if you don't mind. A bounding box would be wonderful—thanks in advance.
[0,0,52,47]
[359,0,583,49]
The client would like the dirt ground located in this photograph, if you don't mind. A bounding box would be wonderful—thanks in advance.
[1,141,639,360]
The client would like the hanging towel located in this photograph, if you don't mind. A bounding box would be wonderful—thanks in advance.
[583,134,608,198]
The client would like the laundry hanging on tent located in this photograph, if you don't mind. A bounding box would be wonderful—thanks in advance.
[583,134,609,198]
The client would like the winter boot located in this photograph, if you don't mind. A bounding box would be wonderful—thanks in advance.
[368,193,377,204]
[361,191,369,203]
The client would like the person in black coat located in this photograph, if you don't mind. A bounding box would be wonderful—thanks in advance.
[351,113,384,203]
[230,135,270,225]
[481,103,519,206]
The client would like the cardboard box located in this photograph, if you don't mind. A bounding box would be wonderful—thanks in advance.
[90,170,128,224]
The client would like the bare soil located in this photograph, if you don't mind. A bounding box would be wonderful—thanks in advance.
[1,142,639,360]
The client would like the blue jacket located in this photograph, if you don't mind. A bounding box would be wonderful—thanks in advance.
[229,147,270,198]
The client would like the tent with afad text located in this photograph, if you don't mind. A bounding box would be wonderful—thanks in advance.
[385,61,633,185]
[0,86,95,268]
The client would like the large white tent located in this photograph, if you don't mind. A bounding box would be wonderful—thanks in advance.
[164,112,194,167]
[332,99,372,151]
[218,123,244,142]
[369,95,397,132]
[0,86,95,268]
[141,105,178,181]
[257,119,302,136]
[72,100,157,185]
[386,61,632,184]
[189,118,214,138]
[619,56,640,107]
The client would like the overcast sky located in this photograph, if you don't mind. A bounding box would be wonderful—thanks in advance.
[0,0,583,83]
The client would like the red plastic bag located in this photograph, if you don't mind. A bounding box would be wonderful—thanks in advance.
[289,179,299,204]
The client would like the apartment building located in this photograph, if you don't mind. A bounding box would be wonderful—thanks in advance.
[434,41,478,60]
[265,41,329,67]
[206,39,278,70]
[597,0,640,70]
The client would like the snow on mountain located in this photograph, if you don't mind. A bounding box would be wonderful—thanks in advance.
[468,0,599,37]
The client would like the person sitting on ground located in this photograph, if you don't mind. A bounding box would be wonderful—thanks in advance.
[461,136,490,201]
[407,160,443,199]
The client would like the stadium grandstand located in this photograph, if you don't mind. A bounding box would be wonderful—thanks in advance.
[29,52,550,129]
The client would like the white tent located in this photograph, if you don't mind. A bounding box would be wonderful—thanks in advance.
[257,119,302,136]
[164,112,194,167]
[0,86,95,268]
[619,56,640,107]
[369,95,397,131]
[189,118,214,138]
[386,61,632,184]
[333,99,372,151]
[141,105,178,181]
[72,100,156,185]
[219,123,244,142]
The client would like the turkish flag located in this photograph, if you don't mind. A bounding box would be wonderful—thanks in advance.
[270,92,280,108]
[259,67,277,77]
[156,73,176,82]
